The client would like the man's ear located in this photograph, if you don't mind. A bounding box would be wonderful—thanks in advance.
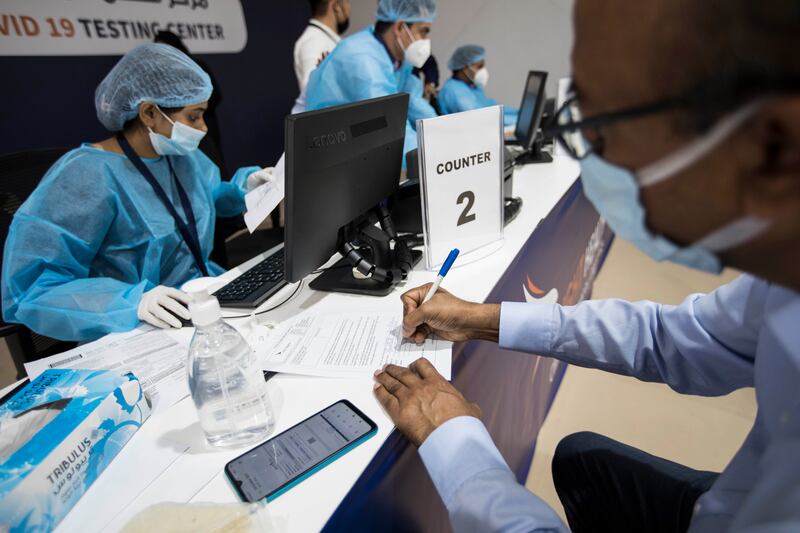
[138,102,159,129]
[740,97,800,220]
[392,21,406,42]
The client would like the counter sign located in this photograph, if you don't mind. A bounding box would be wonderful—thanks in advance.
[417,106,505,269]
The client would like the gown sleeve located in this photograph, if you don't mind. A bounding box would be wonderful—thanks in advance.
[1,152,151,342]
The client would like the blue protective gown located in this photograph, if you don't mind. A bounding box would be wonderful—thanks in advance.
[1,144,258,342]
[438,77,519,128]
[306,27,437,156]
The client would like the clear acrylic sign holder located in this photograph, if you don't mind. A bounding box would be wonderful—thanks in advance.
[417,105,505,270]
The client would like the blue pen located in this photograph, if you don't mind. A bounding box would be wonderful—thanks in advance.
[422,248,460,304]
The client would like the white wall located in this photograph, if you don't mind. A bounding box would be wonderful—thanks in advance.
[346,0,575,107]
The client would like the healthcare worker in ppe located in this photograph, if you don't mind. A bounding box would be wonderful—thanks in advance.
[306,0,438,157]
[438,44,519,127]
[1,44,272,342]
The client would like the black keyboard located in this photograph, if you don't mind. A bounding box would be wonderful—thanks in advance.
[213,248,287,308]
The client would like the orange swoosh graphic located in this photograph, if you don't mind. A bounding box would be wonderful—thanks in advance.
[526,276,546,296]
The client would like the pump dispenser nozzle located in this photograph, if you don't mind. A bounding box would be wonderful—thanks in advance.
[188,290,222,328]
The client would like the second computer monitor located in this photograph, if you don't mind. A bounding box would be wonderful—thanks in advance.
[514,71,549,150]
[284,94,409,284]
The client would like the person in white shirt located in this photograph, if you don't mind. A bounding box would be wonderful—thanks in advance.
[292,0,351,114]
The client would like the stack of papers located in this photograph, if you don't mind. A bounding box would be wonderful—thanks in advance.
[256,311,453,380]
[24,328,191,415]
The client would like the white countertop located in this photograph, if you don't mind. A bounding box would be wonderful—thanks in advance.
[5,157,580,533]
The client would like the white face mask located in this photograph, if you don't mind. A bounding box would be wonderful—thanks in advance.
[399,23,431,69]
[147,106,206,156]
[579,100,770,274]
[470,66,489,88]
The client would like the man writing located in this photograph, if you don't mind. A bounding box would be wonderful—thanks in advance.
[374,1,800,531]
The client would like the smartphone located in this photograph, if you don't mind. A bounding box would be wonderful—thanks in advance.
[225,399,377,502]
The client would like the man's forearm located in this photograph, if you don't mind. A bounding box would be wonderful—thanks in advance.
[466,303,501,342]
[498,287,756,395]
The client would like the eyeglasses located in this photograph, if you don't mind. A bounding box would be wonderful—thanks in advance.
[542,94,684,160]
[543,72,800,160]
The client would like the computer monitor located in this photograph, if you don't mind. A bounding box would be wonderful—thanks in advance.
[514,70,549,151]
[284,94,421,296]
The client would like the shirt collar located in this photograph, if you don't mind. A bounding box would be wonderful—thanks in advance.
[308,19,341,44]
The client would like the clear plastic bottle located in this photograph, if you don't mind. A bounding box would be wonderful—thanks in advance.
[187,292,274,448]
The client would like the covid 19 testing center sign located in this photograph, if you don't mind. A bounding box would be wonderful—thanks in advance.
[0,0,248,56]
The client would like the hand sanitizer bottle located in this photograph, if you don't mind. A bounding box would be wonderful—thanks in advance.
[187,292,274,448]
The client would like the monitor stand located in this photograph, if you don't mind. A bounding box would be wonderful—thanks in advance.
[310,248,422,296]
[310,212,423,296]
[515,147,553,165]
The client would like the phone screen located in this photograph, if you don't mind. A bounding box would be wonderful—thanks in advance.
[225,400,376,502]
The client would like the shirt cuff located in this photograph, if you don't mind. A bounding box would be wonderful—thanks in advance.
[418,416,510,507]
[499,302,559,354]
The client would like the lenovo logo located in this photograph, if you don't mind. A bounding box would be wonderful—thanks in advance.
[307,130,348,149]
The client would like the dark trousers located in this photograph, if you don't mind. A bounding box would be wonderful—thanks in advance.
[552,432,719,533]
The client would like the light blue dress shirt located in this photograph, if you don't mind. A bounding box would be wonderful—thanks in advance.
[419,275,800,532]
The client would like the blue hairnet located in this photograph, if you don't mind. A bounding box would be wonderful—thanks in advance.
[448,44,486,71]
[95,43,212,131]
[376,0,437,23]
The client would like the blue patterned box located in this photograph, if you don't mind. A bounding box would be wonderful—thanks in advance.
[0,369,151,532]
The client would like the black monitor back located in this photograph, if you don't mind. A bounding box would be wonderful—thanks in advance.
[284,94,410,283]
[514,71,549,149]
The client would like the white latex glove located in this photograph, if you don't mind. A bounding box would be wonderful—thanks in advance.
[137,286,192,329]
[246,167,275,192]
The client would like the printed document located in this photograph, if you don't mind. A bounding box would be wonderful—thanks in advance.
[257,311,452,379]
[24,328,190,415]
[244,154,285,233]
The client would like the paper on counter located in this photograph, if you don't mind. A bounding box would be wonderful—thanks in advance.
[256,311,452,380]
[24,327,190,415]
[244,154,285,233]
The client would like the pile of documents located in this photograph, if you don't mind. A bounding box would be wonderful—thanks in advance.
[25,328,192,415]
[256,310,452,380]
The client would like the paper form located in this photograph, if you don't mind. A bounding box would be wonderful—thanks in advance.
[24,328,190,415]
[244,154,285,233]
[256,311,453,380]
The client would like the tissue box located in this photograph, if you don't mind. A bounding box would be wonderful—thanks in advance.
[0,369,151,532]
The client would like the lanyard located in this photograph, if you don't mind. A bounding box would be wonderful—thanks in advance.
[309,21,338,46]
[116,132,210,277]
